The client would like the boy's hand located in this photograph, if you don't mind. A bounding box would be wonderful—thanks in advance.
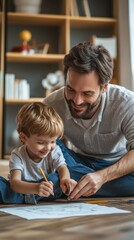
[37,181,54,197]
[60,179,77,196]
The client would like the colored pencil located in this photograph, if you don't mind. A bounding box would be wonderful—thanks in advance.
[40,167,48,182]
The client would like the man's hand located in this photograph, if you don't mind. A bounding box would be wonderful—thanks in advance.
[68,172,103,200]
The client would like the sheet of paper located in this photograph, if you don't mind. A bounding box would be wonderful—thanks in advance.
[0,203,130,220]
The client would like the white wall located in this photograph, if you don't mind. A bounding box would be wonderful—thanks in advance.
[118,0,133,90]
[129,0,134,90]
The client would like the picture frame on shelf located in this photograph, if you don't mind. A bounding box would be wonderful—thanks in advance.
[90,35,117,59]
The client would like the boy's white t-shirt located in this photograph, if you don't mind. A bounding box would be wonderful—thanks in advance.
[9,144,66,182]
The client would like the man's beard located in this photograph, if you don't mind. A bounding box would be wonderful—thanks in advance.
[65,94,102,119]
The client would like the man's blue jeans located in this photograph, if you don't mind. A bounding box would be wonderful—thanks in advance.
[57,139,134,197]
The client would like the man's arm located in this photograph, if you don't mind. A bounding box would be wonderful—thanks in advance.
[69,149,134,200]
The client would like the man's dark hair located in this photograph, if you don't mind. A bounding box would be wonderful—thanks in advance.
[64,41,114,86]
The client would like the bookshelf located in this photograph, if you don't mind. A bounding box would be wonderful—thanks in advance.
[0,0,5,159]
[1,0,119,159]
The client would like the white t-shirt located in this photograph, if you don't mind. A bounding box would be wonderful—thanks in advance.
[9,144,66,182]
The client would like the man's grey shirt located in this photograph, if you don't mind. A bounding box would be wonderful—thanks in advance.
[43,84,134,162]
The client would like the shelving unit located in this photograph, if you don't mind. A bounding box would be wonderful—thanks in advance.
[5,98,44,104]
[6,53,65,63]
[1,0,119,159]
[0,0,6,159]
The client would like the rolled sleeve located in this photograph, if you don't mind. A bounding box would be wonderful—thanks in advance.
[121,102,134,151]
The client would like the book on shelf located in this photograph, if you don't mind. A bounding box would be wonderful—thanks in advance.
[76,0,91,17]
[70,0,79,16]
[42,43,50,54]
[90,35,117,59]
[82,0,91,17]
[17,79,30,99]
[5,74,30,100]
[5,73,15,99]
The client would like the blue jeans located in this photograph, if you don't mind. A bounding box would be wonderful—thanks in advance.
[1,140,134,204]
[0,176,25,204]
[56,139,134,197]
[0,172,63,204]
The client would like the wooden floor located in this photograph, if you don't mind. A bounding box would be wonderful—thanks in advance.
[1,160,134,240]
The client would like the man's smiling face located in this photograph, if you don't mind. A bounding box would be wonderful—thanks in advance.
[65,69,108,119]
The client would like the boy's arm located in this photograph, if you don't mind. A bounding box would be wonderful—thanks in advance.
[57,164,70,181]
[10,169,54,196]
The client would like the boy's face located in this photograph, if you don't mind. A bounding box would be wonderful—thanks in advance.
[20,133,57,162]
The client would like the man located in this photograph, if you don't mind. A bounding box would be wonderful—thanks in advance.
[43,41,134,200]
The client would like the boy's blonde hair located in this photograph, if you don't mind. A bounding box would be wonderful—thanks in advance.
[16,102,64,139]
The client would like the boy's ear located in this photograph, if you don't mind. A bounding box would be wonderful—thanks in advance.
[19,132,27,143]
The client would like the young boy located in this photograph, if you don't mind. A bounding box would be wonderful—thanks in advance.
[0,102,77,204]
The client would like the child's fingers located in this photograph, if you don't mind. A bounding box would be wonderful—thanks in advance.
[39,181,54,196]
[48,181,54,195]
[65,185,70,195]
[61,182,70,195]
[49,181,54,186]
[62,179,77,195]
[61,183,67,194]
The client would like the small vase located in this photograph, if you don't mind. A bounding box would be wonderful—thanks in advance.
[14,0,42,14]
